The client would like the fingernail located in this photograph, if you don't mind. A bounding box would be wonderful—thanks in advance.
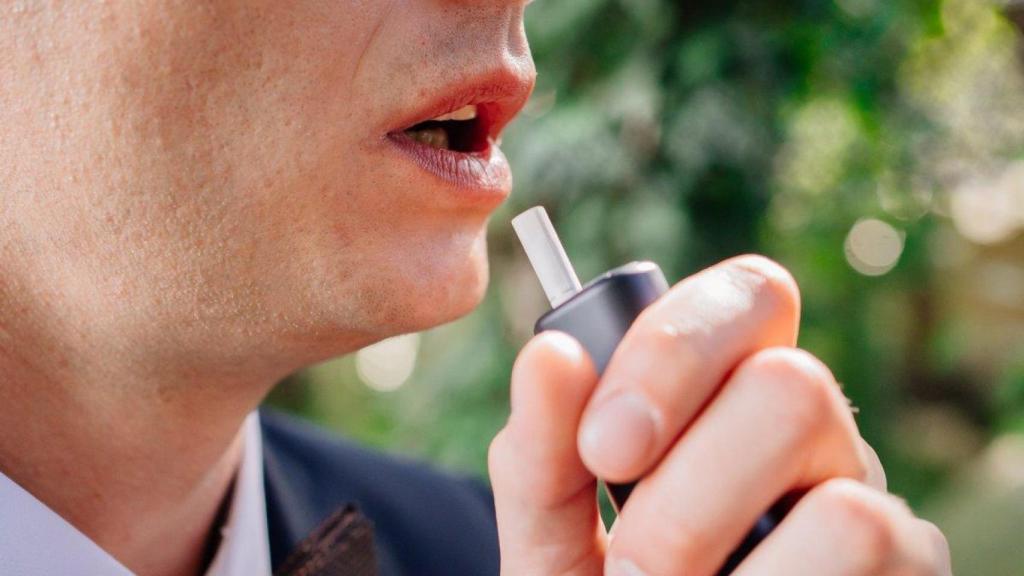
[580,392,658,478]
[607,557,649,576]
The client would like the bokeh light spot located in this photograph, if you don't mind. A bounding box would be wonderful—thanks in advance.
[844,218,905,276]
[355,333,420,392]
[950,167,1023,246]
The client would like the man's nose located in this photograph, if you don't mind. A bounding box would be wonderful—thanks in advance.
[443,0,537,85]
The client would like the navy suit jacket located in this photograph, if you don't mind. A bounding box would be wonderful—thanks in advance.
[260,409,501,575]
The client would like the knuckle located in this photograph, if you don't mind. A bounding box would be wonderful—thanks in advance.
[620,317,709,381]
[487,428,552,504]
[918,520,952,573]
[859,439,888,489]
[847,446,873,484]
[487,428,513,482]
[727,254,801,325]
[810,479,898,571]
[922,519,949,549]
[636,319,691,357]
[658,520,704,567]
[489,426,590,509]
[612,514,704,574]
[742,348,839,439]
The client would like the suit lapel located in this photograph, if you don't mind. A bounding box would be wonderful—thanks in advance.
[262,418,380,575]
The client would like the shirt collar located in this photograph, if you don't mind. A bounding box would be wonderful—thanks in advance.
[0,412,271,576]
[205,412,273,576]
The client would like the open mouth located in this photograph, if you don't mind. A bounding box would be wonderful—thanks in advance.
[397,104,492,154]
[381,72,534,196]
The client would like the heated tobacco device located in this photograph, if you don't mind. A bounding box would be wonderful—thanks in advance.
[512,206,786,575]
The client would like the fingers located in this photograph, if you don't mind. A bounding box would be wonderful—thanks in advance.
[579,255,802,482]
[732,479,952,575]
[860,438,888,492]
[488,331,605,575]
[605,347,868,576]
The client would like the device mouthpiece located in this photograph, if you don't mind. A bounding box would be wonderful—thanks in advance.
[511,206,582,308]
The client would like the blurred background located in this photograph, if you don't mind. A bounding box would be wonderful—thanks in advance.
[269,0,1024,573]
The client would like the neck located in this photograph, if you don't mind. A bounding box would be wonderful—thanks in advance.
[0,321,281,576]
[0,228,377,575]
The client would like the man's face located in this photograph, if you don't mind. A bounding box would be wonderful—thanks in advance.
[0,1,535,366]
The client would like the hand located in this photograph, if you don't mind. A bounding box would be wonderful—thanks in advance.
[489,255,952,575]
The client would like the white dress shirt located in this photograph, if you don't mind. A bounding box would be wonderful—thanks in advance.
[0,412,272,576]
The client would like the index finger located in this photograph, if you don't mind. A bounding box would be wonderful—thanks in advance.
[489,332,607,575]
[577,255,802,482]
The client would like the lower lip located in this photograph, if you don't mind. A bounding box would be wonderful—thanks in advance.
[385,132,512,204]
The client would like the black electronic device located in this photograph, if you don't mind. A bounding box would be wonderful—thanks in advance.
[512,207,787,575]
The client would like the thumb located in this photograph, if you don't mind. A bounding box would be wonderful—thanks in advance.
[489,331,607,575]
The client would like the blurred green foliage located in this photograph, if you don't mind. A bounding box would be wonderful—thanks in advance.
[269,0,1024,573]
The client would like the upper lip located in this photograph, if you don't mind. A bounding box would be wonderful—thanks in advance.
[385,67,535,145]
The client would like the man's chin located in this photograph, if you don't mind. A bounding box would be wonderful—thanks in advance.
[398,257,490,333]
[287,227,493,358]
[387,226,493,332]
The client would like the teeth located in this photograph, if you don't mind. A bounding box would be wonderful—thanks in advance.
[432,105,477,122]
[406,127,450,150]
